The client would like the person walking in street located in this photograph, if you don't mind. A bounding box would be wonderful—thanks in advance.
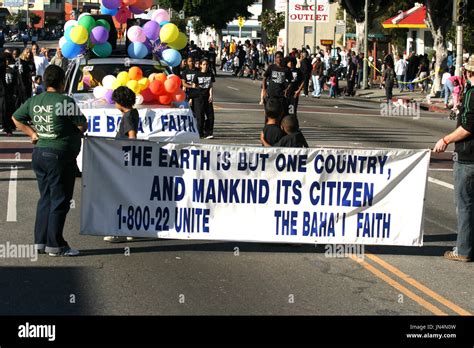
[250,44,260,81]
[17,47,35,106]
[262,51,292,117]
[285,56,304,128]
[193,58,215,139]
[12,65,88,257]
[382,63,395,104]
[434,55,474,263]
[104,86,139,243]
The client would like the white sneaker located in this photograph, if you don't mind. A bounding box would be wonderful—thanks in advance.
[103,236,127,243]
[48,247,80,257]
[205,135,214,139]
[126,237,135,241]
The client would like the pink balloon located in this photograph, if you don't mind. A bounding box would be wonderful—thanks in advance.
[152,9,170,24]
[127,25,146,43]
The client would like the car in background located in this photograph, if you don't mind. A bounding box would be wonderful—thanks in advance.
[65,56,171,107]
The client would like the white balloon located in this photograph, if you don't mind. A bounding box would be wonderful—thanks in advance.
[64,20,77,31]
[136,94,144,105]
[102,75,117,90]
[78,13,91,21]
[93,86,107,99]
[59,36,68,49]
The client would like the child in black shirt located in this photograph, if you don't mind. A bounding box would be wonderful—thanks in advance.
[113,86,139,140]
[261,97,285,146]
[274,116,309,148]
[193,58,216,139]
[105,86,139,243]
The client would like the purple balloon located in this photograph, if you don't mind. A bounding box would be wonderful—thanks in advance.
[129,6,144,14]
[105,89,114,104]
[142,20,160,41]
[102,0,120,10]
[90,26,109,45]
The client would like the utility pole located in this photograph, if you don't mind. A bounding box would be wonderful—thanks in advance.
[362,0,369,89]
[343,9,347,48]
[313,0,317,54]
[26,0,30,30]
[285,0,290,55]
[454,0,466,77]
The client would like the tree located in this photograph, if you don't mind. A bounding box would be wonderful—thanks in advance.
[159,0,255,51]
[337,0,392,52]
[6,12,23,27]
[29,13,41,26]
[260,9,285,45]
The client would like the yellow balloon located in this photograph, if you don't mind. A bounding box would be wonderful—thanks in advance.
[111,80,122,90]
[168,32,188,50]
[126,80,140,94]
[117,71,130,86]
[70,25,89,45]
[138,78,150,91]
[159,23,179,44]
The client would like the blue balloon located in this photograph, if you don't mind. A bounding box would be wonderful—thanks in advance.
[127,42,148,59]
[100,5,118,16]
[159,21,170,27]
[65,26,73,40]
[162,48,182,67]
[62,41,82,59]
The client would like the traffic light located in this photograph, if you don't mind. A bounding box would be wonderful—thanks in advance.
[455,0,468,24]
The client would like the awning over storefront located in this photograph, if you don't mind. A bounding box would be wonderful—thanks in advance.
[382,3,427,29]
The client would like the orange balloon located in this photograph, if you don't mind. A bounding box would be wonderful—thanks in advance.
[155,73,167,83]
[149,80,164,95]
[167,74,182,89]
[158,94,173,105]
[173,89,186,103]
[164,79,178,94]
[135,0,152,9]
[122,0,137,5]
[128,66,143,81]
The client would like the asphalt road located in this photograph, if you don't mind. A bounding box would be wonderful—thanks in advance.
[0,72,472,316]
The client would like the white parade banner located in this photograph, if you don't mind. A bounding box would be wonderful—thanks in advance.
[76,107,199,171]
[81,137,430,246]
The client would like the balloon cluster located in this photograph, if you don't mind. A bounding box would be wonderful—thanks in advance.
[100,0,152,23]
[60,13,113,59]
[93,67,186,106]
[126,9,187,67]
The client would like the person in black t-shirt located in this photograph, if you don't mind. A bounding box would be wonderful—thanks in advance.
[274,116,309,148]
[193,59,216,139]
[104,86,139,243]
[285,56,304,129]
[181,56,201,107]
[113,86,139,140]
[260,97,285,147]
[263,51,292,118]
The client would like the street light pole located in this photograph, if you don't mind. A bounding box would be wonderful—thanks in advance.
[313,0,317,54]
[285,0,290,55]
[362,0,369,89]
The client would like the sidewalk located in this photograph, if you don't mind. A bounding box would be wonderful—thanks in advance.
[350,84,449,114]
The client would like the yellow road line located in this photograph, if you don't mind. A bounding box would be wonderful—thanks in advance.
[366,254,472,316]
[349,255,448,315]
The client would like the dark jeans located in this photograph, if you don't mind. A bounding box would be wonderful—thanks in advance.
[194,96,214,137]
[303,74,310,95]
[32,147,77,254]
[454,161,474,258]
[385,83,394,102]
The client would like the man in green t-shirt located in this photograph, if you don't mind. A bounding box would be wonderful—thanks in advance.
[13,65,88,257]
